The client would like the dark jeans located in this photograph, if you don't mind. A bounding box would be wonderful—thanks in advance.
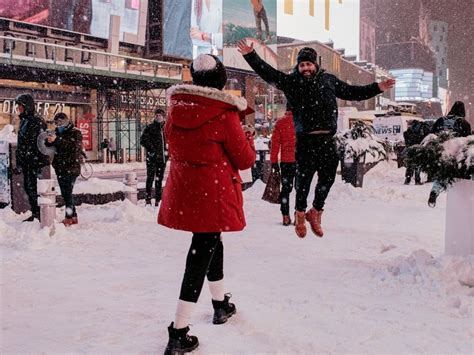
[109,150,117,163]
[295,135,339,212]
[179,233,223,303]
[57,175,77,218]
[405,165,421,183]
[145,156,166,201]
[279,162,297,216]
[254,7,270,40]
[22,168,41,216]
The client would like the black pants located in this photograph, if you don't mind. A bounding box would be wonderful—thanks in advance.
[179,233,223,303]
[279,162,297,216]
[57,175,77,218]
[145,156,166,201]
[22,168,41,216]
[254,7,270,40]
[295,135,339,212]
[405,165,421,183]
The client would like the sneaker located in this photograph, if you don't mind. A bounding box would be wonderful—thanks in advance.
[305,208,324,237]
[164,322,199,355]
[282,215,292,226]
[294,211,307,238]
[428,191,437,208]
[212,293,236,325]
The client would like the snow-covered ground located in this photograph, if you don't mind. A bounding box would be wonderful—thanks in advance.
[1,161,472,354]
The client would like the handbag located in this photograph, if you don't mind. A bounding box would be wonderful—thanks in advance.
[262,169,281,204]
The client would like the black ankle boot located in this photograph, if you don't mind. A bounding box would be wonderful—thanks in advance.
[164,322,199,355]
[212,293,236,325]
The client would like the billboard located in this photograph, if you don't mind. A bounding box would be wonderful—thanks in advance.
[163,0,223,59]
[390,68,434,101]
[0,0,145,45]
[278,0,360,59]
[222,0,277,70]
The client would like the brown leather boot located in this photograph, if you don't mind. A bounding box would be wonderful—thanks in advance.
[305,208,324,237]
[294,211,307,238]
[282,215,292,226]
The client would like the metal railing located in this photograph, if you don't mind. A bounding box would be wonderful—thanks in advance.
[0,36,183,80]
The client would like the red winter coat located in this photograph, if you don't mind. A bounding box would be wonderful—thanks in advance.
[270,111,296,164]
[158,85,256,233]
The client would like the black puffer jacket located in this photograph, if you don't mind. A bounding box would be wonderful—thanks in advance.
[49,123,83,177]
[404,121,427,147]
[243,50,382,136]
[140,120,167,163]
[16,95,49,170]
[432,101,471,137]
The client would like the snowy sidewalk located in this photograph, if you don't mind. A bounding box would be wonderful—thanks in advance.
[1,161,472,354]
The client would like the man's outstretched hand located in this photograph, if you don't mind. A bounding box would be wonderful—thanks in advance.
[237,40,254,55]
[378,78,396,92]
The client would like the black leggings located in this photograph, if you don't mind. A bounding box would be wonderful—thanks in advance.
[179,233,224,303]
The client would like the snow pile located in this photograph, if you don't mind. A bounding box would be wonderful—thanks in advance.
[73,178,127,194]
[440,135,474,169]
[0,124,17,143]
[377,250,473,316]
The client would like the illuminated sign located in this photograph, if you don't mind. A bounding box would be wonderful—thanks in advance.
[279,0,359,59]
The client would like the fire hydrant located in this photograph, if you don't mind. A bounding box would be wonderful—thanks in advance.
[37,179,56,228]
[124,172,138,205]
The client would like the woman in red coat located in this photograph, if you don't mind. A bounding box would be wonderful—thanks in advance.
[158,54,255,354]
[270,109,296,226]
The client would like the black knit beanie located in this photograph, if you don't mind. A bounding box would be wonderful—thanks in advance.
[297,47,317,65]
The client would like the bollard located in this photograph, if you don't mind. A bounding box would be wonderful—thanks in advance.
[124,172,138,205]
[37,179,56,228]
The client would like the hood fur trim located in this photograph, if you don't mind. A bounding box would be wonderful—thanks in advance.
[167,84,247,111]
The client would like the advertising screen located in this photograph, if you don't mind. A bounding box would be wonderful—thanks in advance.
[163,0,223,59]
[0,0,144,45]
[278,0,360,59]
[222,0,277,70]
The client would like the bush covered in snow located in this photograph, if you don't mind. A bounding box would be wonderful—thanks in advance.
[406,132,474,191]
[336,120,390,162]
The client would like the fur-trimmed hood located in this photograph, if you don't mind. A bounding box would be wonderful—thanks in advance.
[166,84,247,129]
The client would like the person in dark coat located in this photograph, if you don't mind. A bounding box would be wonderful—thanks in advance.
[158,54,255,354]
[238,41,395,238]
[15,93,49,222]
[428,101,472,207]
[46,113,83,226]
[403,120,426,185]
[431,101,471,137]
[270,109,296,226]
[140,108,168,206]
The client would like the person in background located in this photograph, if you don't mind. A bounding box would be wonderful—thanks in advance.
[158,54,255,354]
[403,120,426,185]
[270,108,296,226]
[99,138,109,161]
[428,101,471,207]
[108,138,117,163]
[140,108,168,206]
[46,113,83,226]
[15,93,49,222]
